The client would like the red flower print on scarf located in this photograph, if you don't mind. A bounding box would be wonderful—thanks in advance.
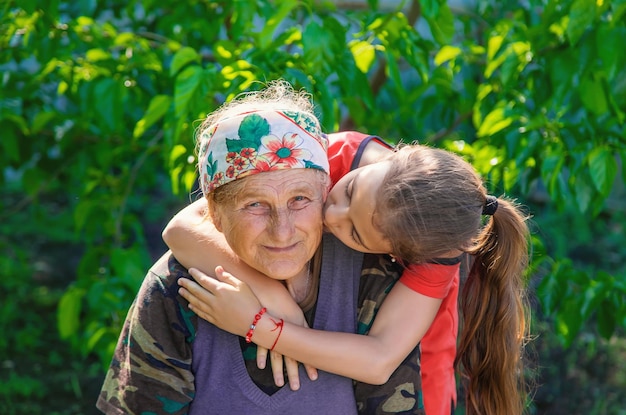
[260,133,313,167]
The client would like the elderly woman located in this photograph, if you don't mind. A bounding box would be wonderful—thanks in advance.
[96,82,413,414]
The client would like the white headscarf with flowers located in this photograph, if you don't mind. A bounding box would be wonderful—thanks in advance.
[198,109,329,195]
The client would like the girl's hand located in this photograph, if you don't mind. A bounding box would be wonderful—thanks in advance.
[179,266,318,390]
[181,266,261,336]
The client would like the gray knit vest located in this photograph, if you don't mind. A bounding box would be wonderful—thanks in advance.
[189,234,363,415]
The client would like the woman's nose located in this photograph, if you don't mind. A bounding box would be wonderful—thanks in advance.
[268,208,296,241]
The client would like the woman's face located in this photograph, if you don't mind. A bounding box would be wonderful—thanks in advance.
[212,169,325,281]
[324,161,393,254]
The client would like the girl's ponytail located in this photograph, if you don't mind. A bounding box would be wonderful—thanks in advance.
[456,197,531,415]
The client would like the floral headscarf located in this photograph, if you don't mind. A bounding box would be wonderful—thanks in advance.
[198,109,329,196]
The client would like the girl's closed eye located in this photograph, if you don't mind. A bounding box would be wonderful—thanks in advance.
[344,180,353,199]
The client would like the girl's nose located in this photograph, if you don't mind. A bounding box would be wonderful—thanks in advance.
[324,203,348,227]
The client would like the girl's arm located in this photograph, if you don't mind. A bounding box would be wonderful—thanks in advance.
[181,266,442,385]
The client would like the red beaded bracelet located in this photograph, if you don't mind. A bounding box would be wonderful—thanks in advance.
[245,307,267,343]
[269,318,284,351]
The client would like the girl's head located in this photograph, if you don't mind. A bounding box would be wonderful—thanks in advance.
[324,144,488,262]
[377,144,487,263]
[323,160,394,254]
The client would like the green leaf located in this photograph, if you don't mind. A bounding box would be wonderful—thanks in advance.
[579,279,609,320]
[597,297,617,339]
[573,173,594,213]
[567,0,596,45]
[0,125,20,163]
[133,95,172,139]
[85,48,110,62]
[476,106,513,137]
[258,0,297,50]
[182,169,198,194]
[174,66,203,119]
[110,247,147,291]
[424,2,454,45]
[31,111,56,134]
[556,296,585,346]
[420,0,440,19]
[434,45,462,66]
[500,41,531,86]
[93,78,124,132]
[588,146,617,196]
[579,72,609,115]
[86,327,108,353]
[302,20,341,73]
[170,164,183,195]
[349,40,376,73]
[385,48,402,95]
[169,144,189,167]
[537,272,561,315]
[220,60,255,84]
[170,46,200,77]
[541,153,566,200]
[57,286,86,339]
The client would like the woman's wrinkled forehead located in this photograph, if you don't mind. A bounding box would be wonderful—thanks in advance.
[211,168,328,207]
[198,109,329,196]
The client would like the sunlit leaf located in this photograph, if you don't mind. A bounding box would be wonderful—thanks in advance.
[133,95,172,139]
[434,45,461,66]
[57,286,86,339]
[258,0,297,49]
[349,40,376,73]
[170,46,200,77]
[476,106,513,137]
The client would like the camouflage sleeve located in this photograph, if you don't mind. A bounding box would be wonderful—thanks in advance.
[354,254,426,415]
[96,253,198,415]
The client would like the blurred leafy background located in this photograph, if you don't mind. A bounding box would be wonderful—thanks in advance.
[1,0,625,413]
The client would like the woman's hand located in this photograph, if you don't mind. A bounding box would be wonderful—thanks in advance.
[179,266,318,390]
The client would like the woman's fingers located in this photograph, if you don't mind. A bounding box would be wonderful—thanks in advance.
[283,356,301,390]
[269,350,286,388]
[303,363,318,381]
[256,346,268,370]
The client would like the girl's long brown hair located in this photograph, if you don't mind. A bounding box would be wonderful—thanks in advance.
[376,144,531,415]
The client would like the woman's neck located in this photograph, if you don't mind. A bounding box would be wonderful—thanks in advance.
[284,246,321,312]
[284,263,311,304]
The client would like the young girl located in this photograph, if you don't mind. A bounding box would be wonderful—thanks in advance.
[164,131,531,415]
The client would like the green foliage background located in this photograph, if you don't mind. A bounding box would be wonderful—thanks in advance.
[1,0,626,413]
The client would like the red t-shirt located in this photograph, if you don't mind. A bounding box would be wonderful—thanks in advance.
[328,131,458,415]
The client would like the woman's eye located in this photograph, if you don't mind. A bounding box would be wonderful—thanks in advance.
[241,201,270,214]
[290,195,310,209]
